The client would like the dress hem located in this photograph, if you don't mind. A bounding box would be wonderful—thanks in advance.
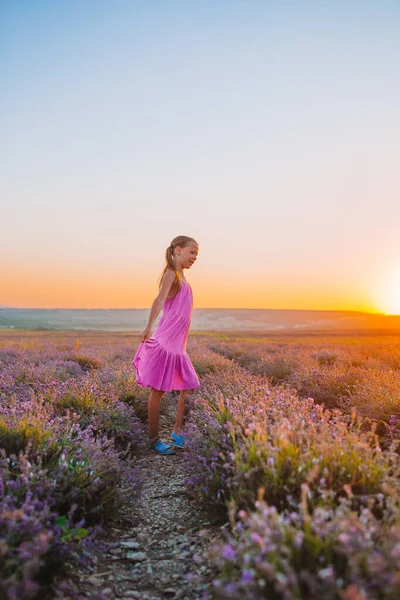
[132,338,200,393]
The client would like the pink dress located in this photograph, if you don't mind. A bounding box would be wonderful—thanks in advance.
[132,280,200,392]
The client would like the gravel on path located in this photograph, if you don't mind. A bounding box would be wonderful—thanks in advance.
[62,393,222,600]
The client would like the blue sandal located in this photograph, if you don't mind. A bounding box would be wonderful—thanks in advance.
[151,438,176,455]
[170,432,187,448]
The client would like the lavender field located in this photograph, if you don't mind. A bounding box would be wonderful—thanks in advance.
[1,330,399,600]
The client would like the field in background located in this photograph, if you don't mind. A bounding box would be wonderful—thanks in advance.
[2,306,400,332]
[2,327,400,441]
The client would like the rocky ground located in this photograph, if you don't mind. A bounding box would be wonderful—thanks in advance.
[62,393,223,600]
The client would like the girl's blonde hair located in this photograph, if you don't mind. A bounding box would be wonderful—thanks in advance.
[158,235,198,297]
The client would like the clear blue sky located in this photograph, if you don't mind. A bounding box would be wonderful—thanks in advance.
[1,1,400,311]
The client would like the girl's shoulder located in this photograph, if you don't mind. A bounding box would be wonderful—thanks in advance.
[160,269,176,290]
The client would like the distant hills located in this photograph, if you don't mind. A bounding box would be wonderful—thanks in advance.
[1,307,400,333]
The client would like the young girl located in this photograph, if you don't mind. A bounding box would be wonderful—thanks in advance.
[132,235,200,455]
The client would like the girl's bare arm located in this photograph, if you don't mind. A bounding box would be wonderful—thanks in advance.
[140,270,176,339]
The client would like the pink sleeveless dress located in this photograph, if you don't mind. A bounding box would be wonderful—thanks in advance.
[132,280,200,392]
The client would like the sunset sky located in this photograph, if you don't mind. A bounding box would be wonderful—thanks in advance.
[1,1,399,313]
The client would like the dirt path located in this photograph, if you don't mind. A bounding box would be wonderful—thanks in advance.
[69,394,222,600]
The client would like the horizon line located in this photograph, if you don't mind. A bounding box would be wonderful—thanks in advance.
[0,305,392,316]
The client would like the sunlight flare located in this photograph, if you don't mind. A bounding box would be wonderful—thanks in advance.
[375,269,400,315]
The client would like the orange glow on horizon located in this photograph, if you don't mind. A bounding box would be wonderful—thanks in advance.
[1,266,382,313]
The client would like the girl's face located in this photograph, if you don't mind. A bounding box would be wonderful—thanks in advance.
[176,242,198,269]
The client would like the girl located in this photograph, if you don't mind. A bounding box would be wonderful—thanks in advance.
[132,235,200,455]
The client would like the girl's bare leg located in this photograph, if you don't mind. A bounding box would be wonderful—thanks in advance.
[173,389,192,434]
[148,388,164,439]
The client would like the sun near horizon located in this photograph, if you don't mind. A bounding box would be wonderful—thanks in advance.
[371,270,400,316]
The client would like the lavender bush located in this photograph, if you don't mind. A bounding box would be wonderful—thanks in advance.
[212,487,400,599]
[0,334,146,599]
[183,338,400,599]
[208,336,400,429]
[185,364,400,516]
